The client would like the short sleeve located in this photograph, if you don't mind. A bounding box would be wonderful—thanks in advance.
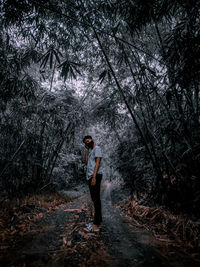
[94,146,102,158]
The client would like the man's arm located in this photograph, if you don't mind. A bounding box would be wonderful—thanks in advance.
[91,157,101,186]
[84,147,89,165]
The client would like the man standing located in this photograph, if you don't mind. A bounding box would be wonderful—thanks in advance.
[83,135,103,232]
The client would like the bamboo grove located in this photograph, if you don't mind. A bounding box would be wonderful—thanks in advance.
[0,0,200,216]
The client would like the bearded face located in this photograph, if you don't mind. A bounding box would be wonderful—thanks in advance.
[86,140,94,149]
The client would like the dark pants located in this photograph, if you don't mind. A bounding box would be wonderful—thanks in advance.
[88,174,102,225]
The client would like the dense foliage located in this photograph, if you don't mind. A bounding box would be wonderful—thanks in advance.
[0,0,200,216]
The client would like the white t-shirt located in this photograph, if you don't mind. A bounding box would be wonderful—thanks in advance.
[86,145,103,180]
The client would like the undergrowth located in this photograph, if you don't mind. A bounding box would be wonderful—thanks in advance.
[120,197,200,262]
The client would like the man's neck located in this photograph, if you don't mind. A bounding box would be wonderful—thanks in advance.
[91,144,96,149]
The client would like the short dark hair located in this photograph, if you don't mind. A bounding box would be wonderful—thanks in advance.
[83,135,92,143]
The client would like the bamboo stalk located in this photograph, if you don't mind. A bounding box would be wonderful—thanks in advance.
[82,9,161,178]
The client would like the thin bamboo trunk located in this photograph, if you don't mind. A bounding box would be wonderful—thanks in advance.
[44,122,73,182]
[154,22,184,115]
[50,62,56,91]
[0,140,25,179]
[88,20,161,177]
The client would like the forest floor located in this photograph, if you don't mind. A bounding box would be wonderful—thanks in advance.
[0,180,200,267]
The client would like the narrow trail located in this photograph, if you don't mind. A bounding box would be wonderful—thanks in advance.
[101,182,168,267]
[1,182,199,266]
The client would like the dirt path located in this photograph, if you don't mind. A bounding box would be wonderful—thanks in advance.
[0,188,117,267]
[1,182,199,266]
[101,181,200,267]
[101,181,168,267]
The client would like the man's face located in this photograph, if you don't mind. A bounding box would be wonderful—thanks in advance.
[84,138,93,148]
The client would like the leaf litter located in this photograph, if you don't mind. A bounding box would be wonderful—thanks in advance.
[2,187,199,266]
[0,192,117,267]
[118,198,200,263]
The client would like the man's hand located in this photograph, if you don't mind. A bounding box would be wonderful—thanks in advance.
[91,176,96,186]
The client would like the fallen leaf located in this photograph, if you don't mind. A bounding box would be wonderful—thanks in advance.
[63,236,67,245]
[78,230,95,239]
[64,209,81,213]
[67,240,72,246]
[0,233,6,241]
[10,230,17,235]
[0,245,9,249]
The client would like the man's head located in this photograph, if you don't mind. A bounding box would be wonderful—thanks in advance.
[83,135,94,149]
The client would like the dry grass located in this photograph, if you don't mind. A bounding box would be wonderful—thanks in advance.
[0,192,71,242]
[21,192,71,210]
[0,192,71,213]
[0,193,117,266]
[122,199,200,252]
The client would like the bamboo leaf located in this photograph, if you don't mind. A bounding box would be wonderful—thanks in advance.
[53,50,61,64]
[98,70,107,84]
[40,53,50,69]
